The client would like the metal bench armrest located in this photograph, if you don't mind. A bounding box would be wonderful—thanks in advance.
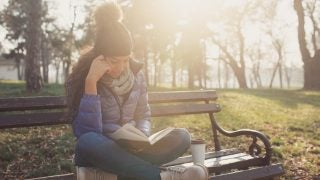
[209,113,272,165]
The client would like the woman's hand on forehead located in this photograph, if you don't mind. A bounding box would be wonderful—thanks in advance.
[86,55,112,83]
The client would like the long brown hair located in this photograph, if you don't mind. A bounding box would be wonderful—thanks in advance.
[65,1,133,122]
[65,48,97,122]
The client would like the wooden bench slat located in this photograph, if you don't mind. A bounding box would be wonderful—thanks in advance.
[163,148,241,167]
[210,164,285,180]
[181,153,254,168]
[0,96,66,112]
[151,103,221,117]
[148,90,217,103]
[25,173,75,180]
[0,103,220,128]
[0,90,217,111]
[175,153,266,174]
[207,158,266,173]
[205,153,253,167]
[0,112,67,129]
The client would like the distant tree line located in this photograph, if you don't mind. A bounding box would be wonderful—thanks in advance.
[0,0,319,92]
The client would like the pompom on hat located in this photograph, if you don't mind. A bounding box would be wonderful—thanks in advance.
[93,1,133,57]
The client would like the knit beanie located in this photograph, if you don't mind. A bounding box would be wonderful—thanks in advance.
[93,1,133,57]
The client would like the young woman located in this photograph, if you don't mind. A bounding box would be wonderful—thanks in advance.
[65,1,208,180]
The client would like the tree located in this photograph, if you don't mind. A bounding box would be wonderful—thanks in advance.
[126,0,211,88]
[75,0,96,48]
[210,2,257,89]
[170,46,177,88]
[1,0,28,81]
[269,39,284,88]
[47,26,66,84]
[180,1,211,89]
[40,1,55,83]
[63,4,77,81]
[247,44,263,88]
[1,0,54,84]
[131,33,150,85]
[178,31,202,89]
[210,0,282,89]
[294,0,320,90]
[25,0,43,92]
[126,0,151,85]
[260,0,293,89]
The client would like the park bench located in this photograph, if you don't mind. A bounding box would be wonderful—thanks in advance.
[0,90,285,179]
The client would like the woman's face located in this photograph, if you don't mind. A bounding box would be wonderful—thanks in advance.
[106,55,130,78]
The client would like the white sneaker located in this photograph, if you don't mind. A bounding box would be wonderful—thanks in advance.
[160,163,208,180]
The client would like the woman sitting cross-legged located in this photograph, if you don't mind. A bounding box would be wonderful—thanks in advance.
[65,1,208,180]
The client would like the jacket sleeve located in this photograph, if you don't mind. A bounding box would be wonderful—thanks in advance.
[102,123,121,135]
[72,94,103,139]
[134,72,152,136]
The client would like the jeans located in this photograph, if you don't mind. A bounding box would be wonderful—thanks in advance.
[74,128,191,180]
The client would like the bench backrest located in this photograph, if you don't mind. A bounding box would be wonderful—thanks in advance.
[0,90,220,129]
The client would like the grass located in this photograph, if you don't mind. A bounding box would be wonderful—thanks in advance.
[0,81,319,179]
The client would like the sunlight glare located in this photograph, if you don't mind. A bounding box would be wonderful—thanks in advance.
[223,0,249,7]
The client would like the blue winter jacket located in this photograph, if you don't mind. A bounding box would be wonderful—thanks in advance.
[71,59,151,139]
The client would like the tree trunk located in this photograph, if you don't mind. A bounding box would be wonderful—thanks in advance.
[64,60,71,83]
[235,69,248,88]
[249,75,254,88]
[17,64,22,80]
[269,62,279,88]
[144,50,149,86]
[171,58,176,88]
[198,71,203,89]
[256,63,262,88]
[179,69,183,88]
[284,65,291,88]
[270,46,283,88]
[153,55,158,87]
[55,62,60,84]
[278,61,283,88]
[253,48,262,88]
[157,60,162,86]
[304,57,320,89]
[202,45,207,89]
[64,5,76,82]
[294,0,320,90]
[15,58,22,80]
[188,62,194,89]
[217,58,221,88]
[25,0,43,93]
[41,34,49,83]
[224,62,229,88]
[231,65,248,88]
[212,35,248,89]
[203,60,207,88]
[252,64,262,88]
[54,59,60,84]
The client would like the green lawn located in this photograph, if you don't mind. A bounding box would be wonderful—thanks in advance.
[0,81,319,179]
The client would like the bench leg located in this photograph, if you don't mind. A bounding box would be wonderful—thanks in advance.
[76,166,117,180]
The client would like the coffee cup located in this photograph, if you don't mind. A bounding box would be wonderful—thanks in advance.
[190,139,206,165]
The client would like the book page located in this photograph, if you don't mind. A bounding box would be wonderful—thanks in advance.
[148,127,174,145]
[109,124,175,145]
[123,124,148,137]
[109,124,149,142]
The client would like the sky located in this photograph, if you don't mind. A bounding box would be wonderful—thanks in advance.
[0,0,304,68]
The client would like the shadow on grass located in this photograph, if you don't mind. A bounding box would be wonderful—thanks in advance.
[219,89,320,109]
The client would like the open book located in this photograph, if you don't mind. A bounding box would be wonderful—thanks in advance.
[109,124,174,147]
